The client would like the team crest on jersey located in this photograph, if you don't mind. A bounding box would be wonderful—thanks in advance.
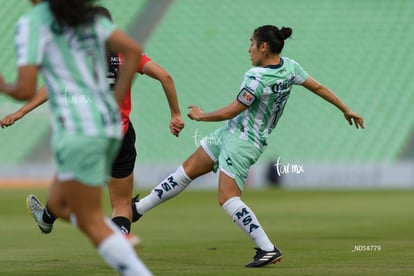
[237,88,256,107]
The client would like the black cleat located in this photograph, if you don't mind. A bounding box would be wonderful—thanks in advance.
[131,194,143,223]
[245,247,282,268]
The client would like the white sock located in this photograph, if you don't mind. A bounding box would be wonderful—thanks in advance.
[136,165,191,215]
[98,220,152,276]
[222,197,274,251]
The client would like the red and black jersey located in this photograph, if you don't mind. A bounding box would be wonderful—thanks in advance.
[107,52,151,134]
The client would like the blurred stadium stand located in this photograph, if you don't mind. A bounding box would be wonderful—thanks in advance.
[0,0,147,165]
[0,0,413,187]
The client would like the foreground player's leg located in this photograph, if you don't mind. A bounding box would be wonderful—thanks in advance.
[98,219,151,276]
[26,176,63,234]
[218,172,282,268]
[26,194,56,234]
[63,179,152,276]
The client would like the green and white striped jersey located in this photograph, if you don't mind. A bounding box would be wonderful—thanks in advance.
[15,2,121,138]
[227,57,309,149]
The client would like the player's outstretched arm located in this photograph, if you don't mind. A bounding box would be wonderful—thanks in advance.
[142,61,184,137]
[187,99,247,122]
[0,85,48,128]
[301,76,365,129]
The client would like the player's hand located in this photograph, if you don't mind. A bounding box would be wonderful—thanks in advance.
[169,114,184,137]
[0,111,24,128]
[187,105,203,121]
[344,111,365,129]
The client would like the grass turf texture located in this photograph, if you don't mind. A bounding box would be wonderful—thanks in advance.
[0,188,413,275]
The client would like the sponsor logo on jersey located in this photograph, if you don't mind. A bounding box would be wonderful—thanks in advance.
[110,56,120,64]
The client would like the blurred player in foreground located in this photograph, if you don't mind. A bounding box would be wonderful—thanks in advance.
[0,0,152,275]
[0,6,184,247]
[130,25,365,268]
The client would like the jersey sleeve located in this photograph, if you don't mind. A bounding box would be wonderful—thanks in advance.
[96,16,117,41]
[137,53,151,74]
[15,16,44,67]
[236,69,262,107]
[292,59,309,84]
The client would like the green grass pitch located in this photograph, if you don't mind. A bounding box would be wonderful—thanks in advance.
[0,188,413,275]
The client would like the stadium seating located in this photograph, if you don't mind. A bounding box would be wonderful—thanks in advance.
[0,0,413,165]
[130,0,414,164]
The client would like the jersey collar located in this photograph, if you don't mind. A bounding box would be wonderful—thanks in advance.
[264,57,284,69]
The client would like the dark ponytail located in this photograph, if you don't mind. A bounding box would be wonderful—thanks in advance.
[279,27,292,40]
[253,25,293,54]
[47,0,100,30]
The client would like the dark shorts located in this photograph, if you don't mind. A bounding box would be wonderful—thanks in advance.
[111,121,137,178]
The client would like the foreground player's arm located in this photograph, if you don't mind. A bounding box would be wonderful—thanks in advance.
[0,66,38,101]
[0,85,48,128]
[106,29,142,106]
[0,15,41,101]
[142,61,184,136]
[188,99,247,122]
[301,76,365,129]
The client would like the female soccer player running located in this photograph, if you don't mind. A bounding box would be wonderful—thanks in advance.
[0,6,184,247]
[131,25,365,268]
[0,0,151,275]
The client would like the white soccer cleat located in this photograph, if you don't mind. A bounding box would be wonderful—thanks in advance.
[26,194,53,234]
